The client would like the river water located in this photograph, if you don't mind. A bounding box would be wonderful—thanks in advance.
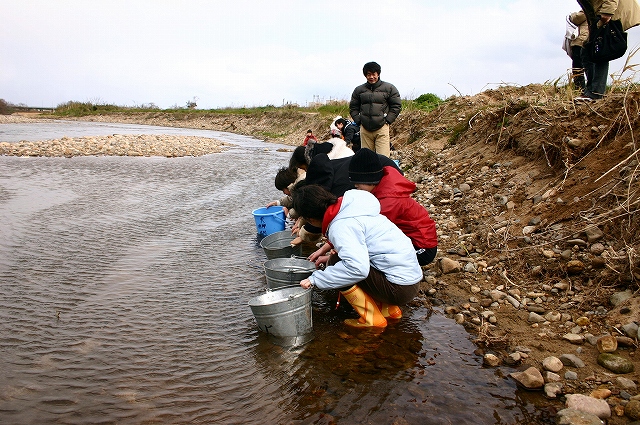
[0,122,556,424]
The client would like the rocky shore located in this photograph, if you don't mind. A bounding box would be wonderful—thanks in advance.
[1,86,639,423]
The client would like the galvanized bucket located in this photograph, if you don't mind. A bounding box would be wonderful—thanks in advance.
[259,230,301,260]
[264,257,316,290]
[248,287,313,338]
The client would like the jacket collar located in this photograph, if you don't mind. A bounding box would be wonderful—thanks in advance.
[322,197,343,234]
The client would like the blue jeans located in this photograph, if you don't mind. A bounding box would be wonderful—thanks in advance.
[580,47,609,99]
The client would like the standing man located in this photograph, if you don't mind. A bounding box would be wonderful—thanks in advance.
[576,0,640,100]
[349,62,401,157]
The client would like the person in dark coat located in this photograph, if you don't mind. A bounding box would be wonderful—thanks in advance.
[334,117,361,152]
[349,62,401,157]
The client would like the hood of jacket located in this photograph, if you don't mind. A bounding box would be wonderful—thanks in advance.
[372,166,415,199]
[327,137,355,160]
[328,189,380,233]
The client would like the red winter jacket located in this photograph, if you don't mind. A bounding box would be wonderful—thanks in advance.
[372,166,438,249]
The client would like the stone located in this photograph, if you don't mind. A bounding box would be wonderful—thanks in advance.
[528,312,546,323]
[505,295,520,308]
[610,289,633,306]
[545,382,563,398]
[556,408,605,425]
[590,243,605,255]
[563,333,584,344]
[490,289,507,301]
[597,353,635,374]
[584,225,604,243]
[621,322,639,339]
[565,371,579,380]
[575,316,590,326]
[463,262,477,273]
[545,311,562,322]
[626,400,640,420]
[566,260,585,274]
[483,353,501,367]
[596,335,617,353]
[510,367,544,389]
[589,388,611,399]
[560,354,586,368]
[544,371,562,382]
[439,257,461,274]
[522,225,536,235]
[617,336,636,347]
[565,394,611,419]
[591,257,606,268]
[542,356,564,372]
[616,376,637,391]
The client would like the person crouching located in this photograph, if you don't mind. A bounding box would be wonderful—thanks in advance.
[293,184,423,328]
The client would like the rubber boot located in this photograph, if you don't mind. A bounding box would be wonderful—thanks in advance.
[376,302,402,319]
[340,285,387,328]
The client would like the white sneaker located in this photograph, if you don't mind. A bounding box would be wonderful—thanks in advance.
[574,96,595,102]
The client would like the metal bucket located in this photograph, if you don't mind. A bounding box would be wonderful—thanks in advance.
[259,230,301,260]
[264,257,316,290]
[248,287,313,338]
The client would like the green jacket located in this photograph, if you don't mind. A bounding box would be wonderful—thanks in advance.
[349,80,402,132]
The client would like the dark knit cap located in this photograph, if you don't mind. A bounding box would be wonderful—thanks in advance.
[348,148,383,184]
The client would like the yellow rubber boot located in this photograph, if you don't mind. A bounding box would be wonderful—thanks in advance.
[340,285,387,328]
[376,302,402,319]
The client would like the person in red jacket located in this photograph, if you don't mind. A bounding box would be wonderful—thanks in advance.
[348,148,438,266]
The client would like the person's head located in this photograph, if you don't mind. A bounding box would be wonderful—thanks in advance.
[307,129,313,135]
[349,148,383,190]
[362,62,381,84]
[274,166,298,194]
[334,118,347,131]
[292,184,337,224]
[289,145,308,171]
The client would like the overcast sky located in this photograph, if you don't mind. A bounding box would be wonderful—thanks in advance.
[3,0,640,109]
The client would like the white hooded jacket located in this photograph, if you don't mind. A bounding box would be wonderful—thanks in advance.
[308,189,423,290]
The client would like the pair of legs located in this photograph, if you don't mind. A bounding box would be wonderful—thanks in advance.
[360,124,391,157]
[329,253,420,328]
[580,46,609,99]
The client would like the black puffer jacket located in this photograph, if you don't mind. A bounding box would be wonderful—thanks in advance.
[349,80,402,132]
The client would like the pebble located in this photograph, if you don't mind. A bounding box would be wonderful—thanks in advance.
[621,322,639,339]
[559,354,586,368]
[556,408,604,425]
[544,382,563,398]
[589,388,611,399]
[596,335,617,353]
[542,356,563,372]
[483,353,501,367]
[544,371,561,382]
[597,353,635,374]
[510,367,544,389]
[616,376,638,391]
[565,371,579,380]
[626,400,640,420]
[584,225,604,243]
[563,333,584,344]
[528,312,545,323]
[565,394,611,419]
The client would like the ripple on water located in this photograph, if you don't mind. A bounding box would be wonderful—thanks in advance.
[0,126,554,424]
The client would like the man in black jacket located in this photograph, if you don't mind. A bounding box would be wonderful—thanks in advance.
[349,62,401,157]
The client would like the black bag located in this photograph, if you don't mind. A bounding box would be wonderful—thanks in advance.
[586,19,628,63]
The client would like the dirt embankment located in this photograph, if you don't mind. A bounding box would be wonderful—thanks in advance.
[5,84,640,422]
